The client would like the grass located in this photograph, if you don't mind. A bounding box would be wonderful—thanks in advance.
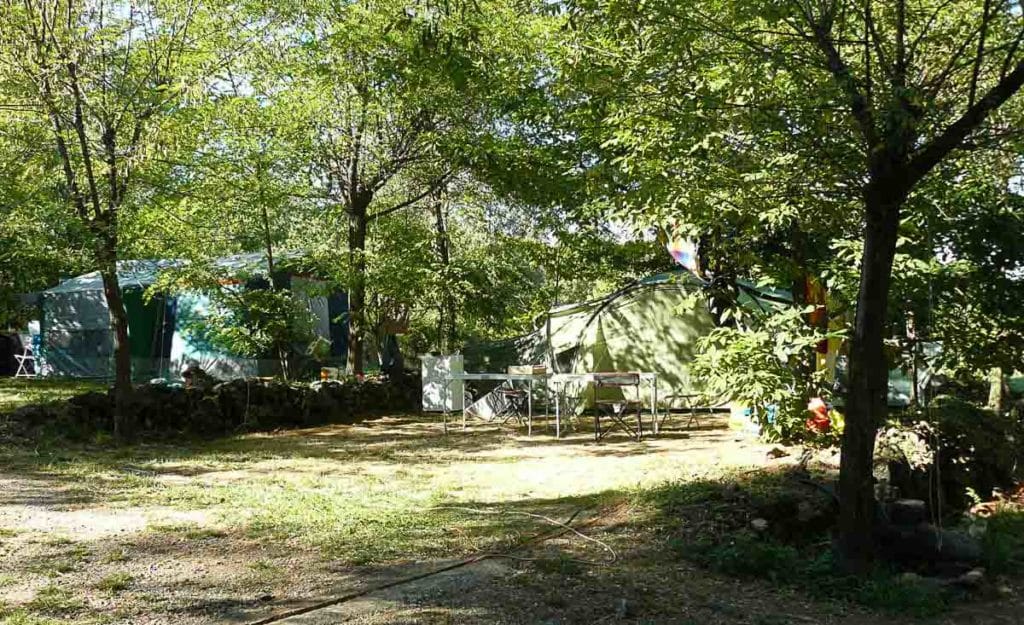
[0,378,105,414]
[24,586,84,615]
[95,572,133,593]
[0,387,1019,624]
[638,471,956,617]
[148,522,227,540]
[980,508,1024,574]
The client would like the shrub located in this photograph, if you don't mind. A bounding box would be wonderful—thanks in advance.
[692,306,841,443]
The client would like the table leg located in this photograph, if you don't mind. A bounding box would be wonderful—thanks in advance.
[528,379,533,436]
[442,377,449,435]
[651,378,658,435]
[555,384,561,438]
[462,379,467,430]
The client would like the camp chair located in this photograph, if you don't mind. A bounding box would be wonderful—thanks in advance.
[494,384,528,427]
[13,335,36,378]
[662,393,702,431]
[592,373,643,441]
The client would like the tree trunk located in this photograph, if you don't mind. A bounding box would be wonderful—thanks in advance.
[432,192,455,351]
[839,186,903,572]
[98,247,132,439]
[347,200,368,376]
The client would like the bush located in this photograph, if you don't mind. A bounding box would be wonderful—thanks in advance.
[691,306,840,443]
[879,396,1022,510]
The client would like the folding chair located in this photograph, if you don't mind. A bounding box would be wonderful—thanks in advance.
[662,393,702,431]
[14,335,36,378]
[592,373,643,441]
[494,385,528,427]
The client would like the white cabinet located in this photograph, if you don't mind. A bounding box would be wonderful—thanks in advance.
[421,354,464,412]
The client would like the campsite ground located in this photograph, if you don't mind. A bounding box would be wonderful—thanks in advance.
[1,383,1022,624]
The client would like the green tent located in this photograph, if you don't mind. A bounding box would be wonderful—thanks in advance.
[461,270,794,407]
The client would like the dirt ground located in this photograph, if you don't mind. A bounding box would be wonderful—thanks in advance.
[0,413,1020,624]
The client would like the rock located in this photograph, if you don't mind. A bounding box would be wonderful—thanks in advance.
[750,518,769,532]
[900,572,922,583]
[996,584,1013,597]
[889,499,928,526]
[957,568,985,587]
[796,500,817,523]
[766,447,790,459]
[879,522,984,566]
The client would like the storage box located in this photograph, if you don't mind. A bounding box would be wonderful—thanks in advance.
[508,364,548,375]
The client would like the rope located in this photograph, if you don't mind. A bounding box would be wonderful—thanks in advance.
[243,506,602,625]
[425,505,618,565]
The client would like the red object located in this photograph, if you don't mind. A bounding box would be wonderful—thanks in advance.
[806,397,830,433]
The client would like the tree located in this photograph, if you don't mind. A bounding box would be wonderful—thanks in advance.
[250,0,549,375]
[0,0,240,435]
[562,0,1024,570]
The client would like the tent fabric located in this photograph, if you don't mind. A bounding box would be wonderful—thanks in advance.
[517,271,719,406]
[39,253,341,380]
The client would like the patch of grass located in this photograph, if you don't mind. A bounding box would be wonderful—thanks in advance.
[0,607,66,625]
[247,559,284,583]
[0,528,18,538]
[980,509,1024,574]
[25,585,84,615]
[27,543,90,577]
[100,548,130,564]
[533,554,584,576]
[0,378,105,414]
[0,574,17,588]
[148,523,226,540]
[648,472,950,617]
[95,572,133,593]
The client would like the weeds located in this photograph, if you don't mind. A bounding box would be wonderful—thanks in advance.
[95,572,133,593]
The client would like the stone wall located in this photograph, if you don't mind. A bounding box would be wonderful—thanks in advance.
[2,373,421,441]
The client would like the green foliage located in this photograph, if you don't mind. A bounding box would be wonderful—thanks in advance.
[980,509,1024,574]
[691,306,840,441]
[152,263,316,370]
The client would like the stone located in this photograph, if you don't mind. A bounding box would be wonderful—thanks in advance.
[750,518,769,532]
[957,568,985,587]
[889,499,928,526]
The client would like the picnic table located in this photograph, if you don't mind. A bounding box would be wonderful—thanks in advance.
[442,370,661,439]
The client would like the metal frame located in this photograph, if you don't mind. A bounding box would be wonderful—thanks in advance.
[550,372,659,439]
[441,372,551,435]
[14,344,36,378]
[592,373,644,441]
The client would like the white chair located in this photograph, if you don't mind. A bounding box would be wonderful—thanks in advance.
[14,335,36,378]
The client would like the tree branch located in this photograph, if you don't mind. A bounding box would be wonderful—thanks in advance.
[908,59,1024,185]
[799,2,879,149]
[366,172,452,223]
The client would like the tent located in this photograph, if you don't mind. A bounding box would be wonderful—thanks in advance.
[464,271,786,406]
[38,253,345,380]
[529,272,716,402]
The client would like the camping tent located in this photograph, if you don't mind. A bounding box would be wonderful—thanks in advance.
[38,253,344,380]
[464,271,773,405]
[463,270,806,409]
[528,272,716,401]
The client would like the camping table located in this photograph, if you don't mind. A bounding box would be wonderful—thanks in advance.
[549,372,659,438]
[442,372,552,435]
